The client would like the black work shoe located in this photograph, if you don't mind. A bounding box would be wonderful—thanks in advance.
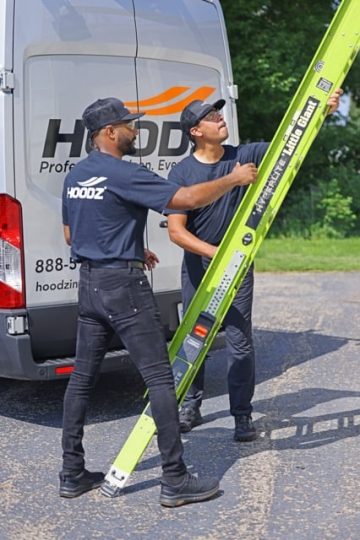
[59,469,105,498]
[160,472,219,507]
[179,407,203,433]
[234,414,257,442]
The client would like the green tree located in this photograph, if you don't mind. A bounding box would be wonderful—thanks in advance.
[221,0,360,236]
[312,179,356,238]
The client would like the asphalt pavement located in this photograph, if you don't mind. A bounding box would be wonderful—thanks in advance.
[0,272,359,540]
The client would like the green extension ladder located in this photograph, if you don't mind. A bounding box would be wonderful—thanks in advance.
[101,0,360,497]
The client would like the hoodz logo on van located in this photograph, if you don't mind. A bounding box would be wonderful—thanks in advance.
[67,177,107,200]
[40,86,218,175]
[40,86,216,157]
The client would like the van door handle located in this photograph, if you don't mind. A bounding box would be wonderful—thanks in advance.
[159,220,168,228]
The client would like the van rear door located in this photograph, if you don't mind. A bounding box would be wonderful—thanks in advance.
[12,0,139,360]
[133,0,239,292]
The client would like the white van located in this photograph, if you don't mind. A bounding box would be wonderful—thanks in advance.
[0,0,238,379]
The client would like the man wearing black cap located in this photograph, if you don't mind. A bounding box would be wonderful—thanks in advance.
[60,97,258,506]
[167,90,343,441]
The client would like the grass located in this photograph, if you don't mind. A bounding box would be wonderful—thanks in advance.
[255,237,360,271]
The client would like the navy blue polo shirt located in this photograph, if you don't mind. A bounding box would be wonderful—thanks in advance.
[62,151,179,262]
[167,143,269,246]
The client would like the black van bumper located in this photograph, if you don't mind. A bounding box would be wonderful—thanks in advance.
[0,290,183,380]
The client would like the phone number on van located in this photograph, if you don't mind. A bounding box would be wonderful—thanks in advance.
[35,258,79,273]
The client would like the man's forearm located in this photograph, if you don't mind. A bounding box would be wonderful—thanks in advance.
[168,173,237,210]
[168,225,217,258]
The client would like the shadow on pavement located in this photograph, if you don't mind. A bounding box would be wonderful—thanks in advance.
[133,387,360,492]
[0,328,353,429]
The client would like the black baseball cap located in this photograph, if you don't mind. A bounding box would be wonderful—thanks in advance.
[82,97,144,135]
[180,98,225,136]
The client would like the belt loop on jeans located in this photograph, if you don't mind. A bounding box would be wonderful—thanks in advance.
[81,260,144,270]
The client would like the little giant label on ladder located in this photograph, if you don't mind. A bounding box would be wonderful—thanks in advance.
[101,0,360,497]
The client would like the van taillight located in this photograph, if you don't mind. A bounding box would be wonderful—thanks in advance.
[0,195,26,308]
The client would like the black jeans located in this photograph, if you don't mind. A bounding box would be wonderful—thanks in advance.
[181,255,255,417]
[61,263,186,482]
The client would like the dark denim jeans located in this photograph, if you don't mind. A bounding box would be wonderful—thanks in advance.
[182,256,255,417]
[61,263,186,482]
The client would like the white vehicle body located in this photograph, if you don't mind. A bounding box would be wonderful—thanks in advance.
[0,0,238,379]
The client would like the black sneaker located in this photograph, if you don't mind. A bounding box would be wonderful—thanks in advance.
[179,407,203,433]
[234,414,257,442]
[160,472,219,507]
[59,469,105,498]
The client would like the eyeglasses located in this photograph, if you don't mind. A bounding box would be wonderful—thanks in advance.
[201,110,223,123]
[111,120,137,131]
[124,120,137,130]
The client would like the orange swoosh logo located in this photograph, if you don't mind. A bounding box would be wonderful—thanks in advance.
[124,86,216,116]
[125,87,190,108]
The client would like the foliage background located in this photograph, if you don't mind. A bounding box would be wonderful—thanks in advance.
[220,0,360,238]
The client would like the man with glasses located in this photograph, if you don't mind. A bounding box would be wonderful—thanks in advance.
[167,91,343,441]
[60,97,258,506]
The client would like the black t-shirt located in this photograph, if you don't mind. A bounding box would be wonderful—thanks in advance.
[62,151,179,262]
[167,142,269,246]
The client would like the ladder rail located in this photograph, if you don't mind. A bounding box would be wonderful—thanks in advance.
[170,0,360,351]
[101,0,360,496]
[168,0,360,402]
